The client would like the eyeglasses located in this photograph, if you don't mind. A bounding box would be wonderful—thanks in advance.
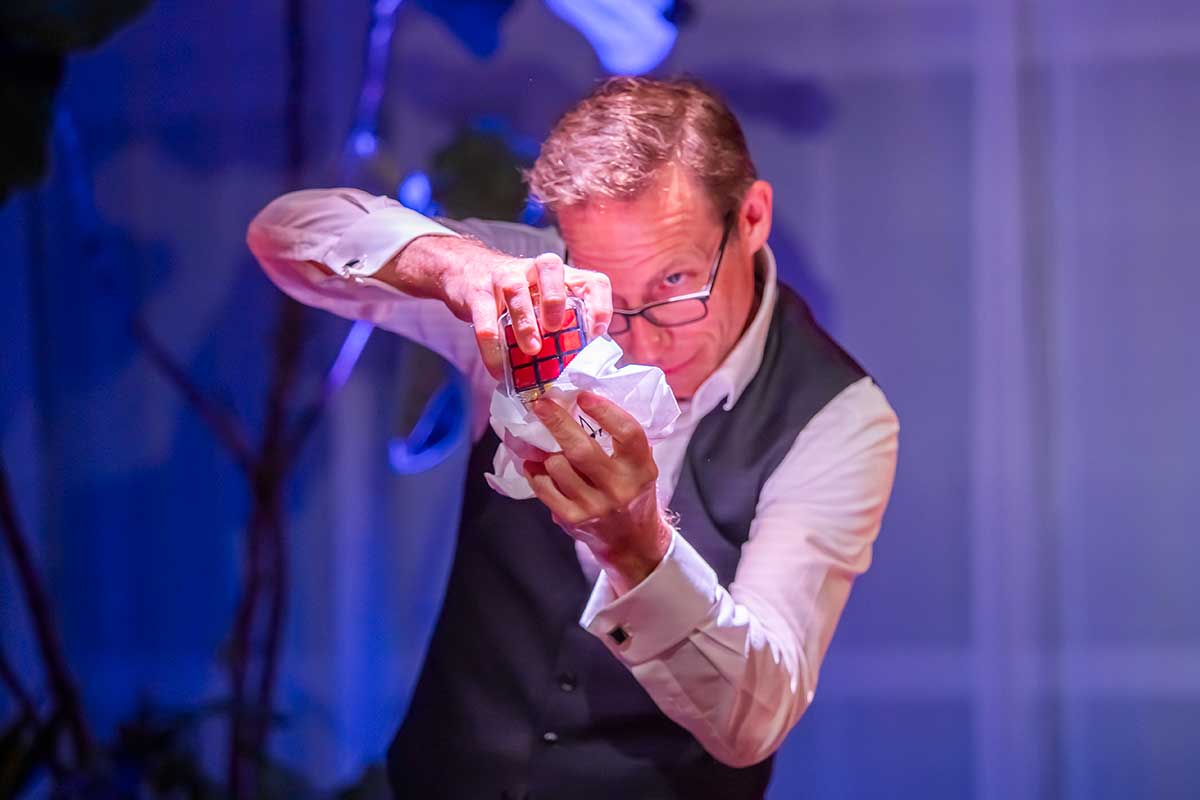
[606,213,734,337]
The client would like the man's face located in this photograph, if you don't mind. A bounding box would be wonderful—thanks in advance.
[557,166,763,401]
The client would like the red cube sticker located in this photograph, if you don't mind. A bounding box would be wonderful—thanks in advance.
[536,359,561,382]
[510,345,532,366]
[558,331,582,353]
[503,297,589,402]
[512,365,536,391]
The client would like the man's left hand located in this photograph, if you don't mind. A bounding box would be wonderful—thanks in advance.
[524,391,672,594]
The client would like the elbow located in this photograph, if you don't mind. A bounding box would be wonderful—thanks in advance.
[243,220,287,290]
[707,733,789,770]
[244,189,314,261]
[244,208,275,263]
[711,748,775,770]
[705,684,815,769]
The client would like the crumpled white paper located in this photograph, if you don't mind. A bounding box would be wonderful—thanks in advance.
[485,336,680,499]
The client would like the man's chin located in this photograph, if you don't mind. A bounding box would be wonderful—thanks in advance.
[652,354,707,401]
[665,373,701,403]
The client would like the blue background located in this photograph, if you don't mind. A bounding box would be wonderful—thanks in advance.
[2,1,1199,797]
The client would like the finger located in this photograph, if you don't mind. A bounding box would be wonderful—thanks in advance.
[542,453,604,508]
[495,272,541,354]
[576,392,651,460]
[524,461,584,525]
[568,268,613,338]
[533,254,566,332]
[532,398,609,483]
[468,294,505,379]
[504,429,549,463]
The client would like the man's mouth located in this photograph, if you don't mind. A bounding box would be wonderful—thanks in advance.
[660,355,695,376]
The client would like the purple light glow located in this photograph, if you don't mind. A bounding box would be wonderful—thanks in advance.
[398,170,433,212]
[351,130,378,158]
[325,319,375,393]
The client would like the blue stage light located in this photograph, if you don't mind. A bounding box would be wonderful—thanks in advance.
[397,170,433,213]
[388,373,468,474]
[351,129,378,158]
[325,319,375,393]
[545,0,677,75]
[520,195,545,226]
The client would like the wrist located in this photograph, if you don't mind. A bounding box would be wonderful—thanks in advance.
[597,513,675,596]
[380,233,484,306]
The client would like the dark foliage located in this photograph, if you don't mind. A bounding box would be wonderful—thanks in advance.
[0,0,152,204]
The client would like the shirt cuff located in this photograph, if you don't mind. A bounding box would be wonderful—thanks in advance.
[323,205,460,280]
[579,531,720,665]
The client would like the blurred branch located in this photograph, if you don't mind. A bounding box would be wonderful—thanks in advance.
[251,497,287,769]
[230,0,310,792]
[0,646,38,724]
[226,503,267,798]
[283,392,334,467]
[132,317,256,473]
[0,455,96,767]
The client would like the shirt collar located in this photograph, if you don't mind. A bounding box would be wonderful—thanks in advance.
[685,243,779,418]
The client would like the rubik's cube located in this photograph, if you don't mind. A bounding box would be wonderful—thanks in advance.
[502,298,588,403]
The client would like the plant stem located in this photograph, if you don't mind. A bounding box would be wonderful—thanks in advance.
[0,456,96,766]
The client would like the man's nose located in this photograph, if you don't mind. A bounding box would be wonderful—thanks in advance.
[623,316,671,363]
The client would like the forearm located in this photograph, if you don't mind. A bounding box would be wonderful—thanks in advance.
[568,486,675,597]
[374,233,509,316]
[580,378,900,766]
[245,187,464,319]
[245,187,497,418]
[246,186,612,440]
[594,511,674,596]
[581,532,815,768]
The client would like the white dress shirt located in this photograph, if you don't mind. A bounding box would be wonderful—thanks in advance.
[246,188,900,768]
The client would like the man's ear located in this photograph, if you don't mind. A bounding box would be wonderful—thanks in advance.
[738,180,774,253]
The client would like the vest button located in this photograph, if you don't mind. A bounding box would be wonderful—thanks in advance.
[542,730,560,744]
[557,672,578,692]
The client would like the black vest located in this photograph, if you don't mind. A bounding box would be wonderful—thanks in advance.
[388,285,866,799]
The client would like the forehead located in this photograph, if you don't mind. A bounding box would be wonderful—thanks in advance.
[556,165,721,275]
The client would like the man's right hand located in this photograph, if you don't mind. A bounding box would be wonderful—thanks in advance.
[389,236,613,380]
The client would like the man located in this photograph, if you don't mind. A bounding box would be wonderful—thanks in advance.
[247,77,898,799]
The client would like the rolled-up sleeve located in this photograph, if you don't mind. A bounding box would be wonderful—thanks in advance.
[246,187,461,329]
[246,187,509,429]
[580,377,899,767]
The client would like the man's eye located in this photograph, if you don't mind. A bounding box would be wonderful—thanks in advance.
[663,272,686,287]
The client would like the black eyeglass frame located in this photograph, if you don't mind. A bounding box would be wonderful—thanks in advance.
[606,212,735,336]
